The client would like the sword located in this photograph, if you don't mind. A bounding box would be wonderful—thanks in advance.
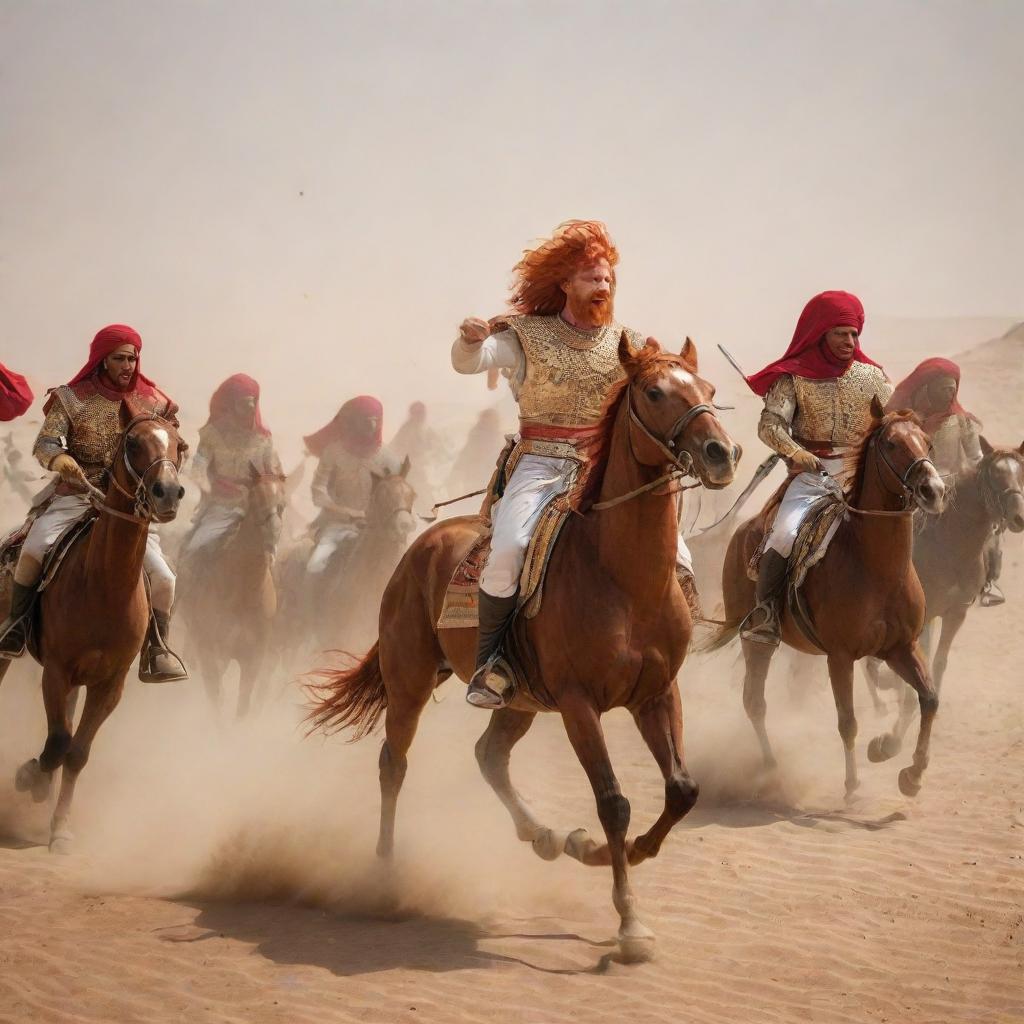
[717,343,750,386]
[693,453,780,535]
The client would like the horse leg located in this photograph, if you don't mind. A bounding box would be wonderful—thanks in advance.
[863,658,888,716]
[629,682,699,867]
[883,642,938,798]
[15,666,71,804]
[827,654,859,798]
[560,697,654,962]
[741,638,778,773]
[931,608,966,694]
[473,709,562,857]
[49,679,124,853]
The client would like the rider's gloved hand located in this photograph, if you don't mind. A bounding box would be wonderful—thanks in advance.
[459,317,490,347]
[50,454,90,489]
[791,449,823,474]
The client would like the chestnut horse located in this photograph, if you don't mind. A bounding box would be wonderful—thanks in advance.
[177,466,287,720]
[308,337,740,961]
[718,401,946,799]
[865,438,1024,737]
[0,406,186,852]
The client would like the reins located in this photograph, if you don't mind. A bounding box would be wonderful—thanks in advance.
[840,425,934,519]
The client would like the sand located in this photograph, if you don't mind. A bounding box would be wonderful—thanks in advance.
[0,328,1021,1024]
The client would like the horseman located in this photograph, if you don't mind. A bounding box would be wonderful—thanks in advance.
[0,325,187,681]
[304,396,401,581]
[452,218,697,709]
[388,401,444,511]
[742,291,893,645]
[0,361,33,421]
[180,374,281,562]
[888,358,1003,606]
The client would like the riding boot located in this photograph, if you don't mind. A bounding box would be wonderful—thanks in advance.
[979,537,1005,607]
[740,549,788,646]
[138,609,189,683]
[676,566,703,621]
[979,580,1005,607]
[466,591,519,710]
[0,582,36,659]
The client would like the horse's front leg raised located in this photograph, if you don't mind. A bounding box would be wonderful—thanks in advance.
[827,654,859,798]
[49,677,125,854]
[560,696,654,962]
[629,682,698,866]
[884,642,939,797]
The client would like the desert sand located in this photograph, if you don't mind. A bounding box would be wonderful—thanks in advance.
[0,328,1021,1024]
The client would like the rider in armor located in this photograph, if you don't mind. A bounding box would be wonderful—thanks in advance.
[452,219,697,709]
[742,291,892,645]
[0,362,33,421]
[888,358,1003,606]
[180,374,281,561]
[304,396,400,579]
[0,325,187,681]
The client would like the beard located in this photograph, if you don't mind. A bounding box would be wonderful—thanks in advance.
[566,292,614,329]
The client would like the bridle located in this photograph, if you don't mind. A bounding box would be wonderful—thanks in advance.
[590,387,720,512]
[89,413,181,525]
[846,422,936,518]
[979,452,1024,527]
[369,475,416,532]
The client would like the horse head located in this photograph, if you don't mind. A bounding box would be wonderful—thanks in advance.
[864,396,945,514]
[368,457,417,542]
[114,403,187,522]
[617,334,741,489]
[978,437,1024,533]
[247,460,288,554]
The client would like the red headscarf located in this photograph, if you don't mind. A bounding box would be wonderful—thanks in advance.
[207,373,270,436]
[0,362,33,421]
[746,291,881,397]
[66,324,159,399]
[887,358,978,433]
[304,396,383,458]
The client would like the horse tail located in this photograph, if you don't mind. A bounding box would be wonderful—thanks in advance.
[305,642,386,740]
[694,616,744,654]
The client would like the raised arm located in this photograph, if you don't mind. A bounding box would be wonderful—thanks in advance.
[451,317,524,378]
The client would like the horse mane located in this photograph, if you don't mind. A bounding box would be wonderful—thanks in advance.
[578,345,693,509]
[843,408,922,502]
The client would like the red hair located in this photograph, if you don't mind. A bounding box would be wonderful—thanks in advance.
[509,220,619,316]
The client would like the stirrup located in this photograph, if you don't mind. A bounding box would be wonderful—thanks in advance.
[740,602,781,647]
[979,582,1005,608]
[139,647,189,684]
[466,655,515,710]
[0,619,29,660]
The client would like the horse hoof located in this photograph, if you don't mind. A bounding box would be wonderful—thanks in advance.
[618,924,656,964]
[844,779,861,801]
[898,767,922,798]
[868,734,901,763]
[564,828,590,861]
[49,830,74,855]
[14,759,50,802]
[531,829,568,862]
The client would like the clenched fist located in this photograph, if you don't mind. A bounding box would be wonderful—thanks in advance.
[459,317,490,347]
[50,453,89,489]
[790,449,823,474]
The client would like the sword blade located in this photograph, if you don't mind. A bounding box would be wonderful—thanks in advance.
[717,343,749,384]
[693,453,780,535]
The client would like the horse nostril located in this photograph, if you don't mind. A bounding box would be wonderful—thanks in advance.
[152,482,165,499]
[732,444,742,464]
[703,439,727,463]
[176,486,185,500]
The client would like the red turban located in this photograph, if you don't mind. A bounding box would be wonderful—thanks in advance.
[746,291,881,397]
[887,358,978,433]
[0,362,33,421]
[304,396,383,458]
[207,373,270,436]
[67,324,159,399]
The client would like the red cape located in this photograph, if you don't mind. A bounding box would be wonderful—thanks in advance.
[747,290,881,396]
[887,357,979,433]
[305,395,383,458]
[207,373,270,436]
[0,362,33,420]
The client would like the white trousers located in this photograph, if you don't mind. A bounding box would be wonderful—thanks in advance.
[307,521,360,575]
[482,454,694,599]
[182,503,246,557]
[21,494,176,611]
[765,457,845,558]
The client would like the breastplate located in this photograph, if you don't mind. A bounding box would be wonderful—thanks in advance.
[204,425,271,485]
[510,315,644,428]
[792,363,892,448]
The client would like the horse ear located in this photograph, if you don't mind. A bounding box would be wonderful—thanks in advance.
[249,461,261,483]
[680,337,698,371]
[370,470,384,486]
[618,332,660,372]
[870,394,885,420]
[979,435,994,456]
[1018,440,1024,456]
[118,400,134,430]
[400,455,411,478]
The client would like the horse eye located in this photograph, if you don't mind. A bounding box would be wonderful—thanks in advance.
[646,387,664,402]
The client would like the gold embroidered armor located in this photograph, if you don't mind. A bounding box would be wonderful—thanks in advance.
[758,363,893,459]
[503,315,645,428]
[195,422,279,504]
[311,442,401,524]
[34,381,176,487]
[929,413,982,476]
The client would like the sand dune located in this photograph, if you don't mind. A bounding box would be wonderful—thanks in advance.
[1,325,1022,1023]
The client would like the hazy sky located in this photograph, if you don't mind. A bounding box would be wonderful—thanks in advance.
[2,0,1021,438]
